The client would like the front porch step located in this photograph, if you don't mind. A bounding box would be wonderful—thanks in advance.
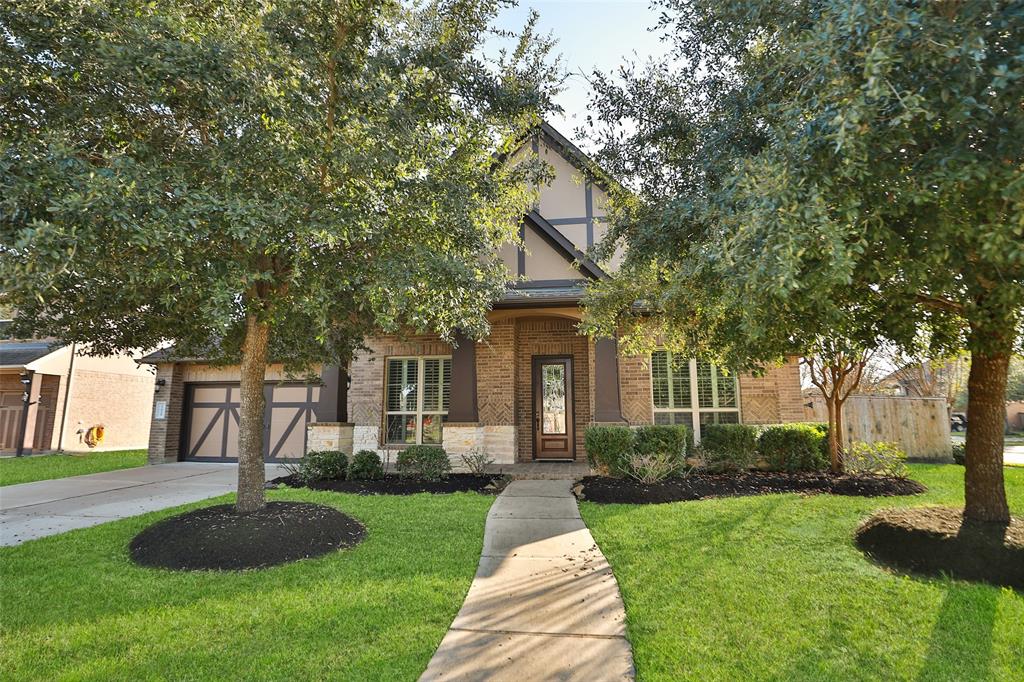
[480,462,591,480]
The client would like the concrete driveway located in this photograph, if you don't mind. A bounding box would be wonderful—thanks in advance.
[0,463,284,546]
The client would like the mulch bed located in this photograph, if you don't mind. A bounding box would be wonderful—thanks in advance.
[574,471,926,505]
[129,501,365,571]
[269,473,504,496]
[855,506,1024,590]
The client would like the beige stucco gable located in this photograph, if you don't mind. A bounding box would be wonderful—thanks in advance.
[501,124,622,282]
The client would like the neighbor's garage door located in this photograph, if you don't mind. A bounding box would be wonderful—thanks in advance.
[182,383,319,461]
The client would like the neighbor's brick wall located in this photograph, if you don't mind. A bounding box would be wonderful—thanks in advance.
[62,369,154,451]
[147,363,184,464]
[514,318,591,462]
[738,357,805,424]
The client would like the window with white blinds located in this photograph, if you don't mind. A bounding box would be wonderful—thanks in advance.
[651,351,740,440]
[385,356,451,445]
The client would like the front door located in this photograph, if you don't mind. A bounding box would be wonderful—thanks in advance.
[532,356,575,460]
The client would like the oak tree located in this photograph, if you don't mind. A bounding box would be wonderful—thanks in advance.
[583,0,1023,521]
[1,0,558,511]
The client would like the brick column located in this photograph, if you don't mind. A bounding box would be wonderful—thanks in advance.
[592,337,626,423]
[147,363,184,464]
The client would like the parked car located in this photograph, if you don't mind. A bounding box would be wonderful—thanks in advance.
[950,413,967,432]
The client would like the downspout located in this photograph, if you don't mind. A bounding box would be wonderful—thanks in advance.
[57,342,76,451]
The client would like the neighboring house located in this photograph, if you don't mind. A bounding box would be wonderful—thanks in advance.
[0,325,155,455]
[143,123,804,465]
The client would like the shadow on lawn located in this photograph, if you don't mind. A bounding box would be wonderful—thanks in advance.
[915,586,998,682]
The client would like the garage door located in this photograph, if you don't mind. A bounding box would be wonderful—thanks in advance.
[182,383,320,461]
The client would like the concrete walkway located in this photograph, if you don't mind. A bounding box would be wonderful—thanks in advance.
[421,480,635,681]
[0,462,282,546]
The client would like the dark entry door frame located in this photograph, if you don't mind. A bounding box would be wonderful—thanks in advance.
[531,355,575,460]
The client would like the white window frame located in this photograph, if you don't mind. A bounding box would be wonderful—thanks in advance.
[384,355,451,445]
[650,351,742,442]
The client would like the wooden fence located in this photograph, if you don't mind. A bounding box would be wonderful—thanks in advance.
[804,395,951,461]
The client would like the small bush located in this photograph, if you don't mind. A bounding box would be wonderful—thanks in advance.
[348,450,384,480]
[951,442,966,465]
[844,441,909,478]
[584,425,635,476]
[460,449,494,475]
[396,445,451,481]
[296,450,348,483]
[635,424,691,459]
[758,424,828,472]
[625,452,681,484]
[700,424,758,472]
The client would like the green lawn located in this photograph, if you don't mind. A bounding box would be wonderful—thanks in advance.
[580,464,1024,682]
[0,449,147,486]
[0,489,492,681]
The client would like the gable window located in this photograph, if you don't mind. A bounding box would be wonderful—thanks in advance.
[385,357,451,445]
[651,351,740,440]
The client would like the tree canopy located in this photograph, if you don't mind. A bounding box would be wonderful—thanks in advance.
[1,0,558,364]
[582,0,1023,520]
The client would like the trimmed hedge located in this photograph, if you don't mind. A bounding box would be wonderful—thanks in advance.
[348,450,384,480]
[758,424,828,472]
[635,424,691,457]
[585,424,691,477]
[297,450,348,482]
[396,445,451,481]
[584,425,635,475]
[699,424,758,472]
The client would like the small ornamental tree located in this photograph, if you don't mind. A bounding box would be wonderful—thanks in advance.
[582,0,1023,521]
[803,338,871,473]
[0,0,558,512]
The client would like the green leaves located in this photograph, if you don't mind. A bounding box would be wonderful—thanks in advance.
[583,0,1024,365]
[1,0,558,366]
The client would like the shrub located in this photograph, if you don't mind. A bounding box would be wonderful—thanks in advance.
[296,450,348,483]
[584,425,635,476]
[396,445,451,481]
[348,449,384,480]
[758,424,828,472]
[625,452,681,484]
[459,449,494,475]
[699,424,758,472]
[634,424,691,459]
[843,441,909,478]
[951,442,966,465]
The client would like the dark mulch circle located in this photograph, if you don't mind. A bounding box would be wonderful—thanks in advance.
[574,471,926,505]
[269,473,504,496]
[129,501,365,571]
[855,506,1024,590]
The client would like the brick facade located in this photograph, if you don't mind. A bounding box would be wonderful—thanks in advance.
[512,317,591,462]
[737,358,805,424]
[147,363,184,464]
[144,319,806,463]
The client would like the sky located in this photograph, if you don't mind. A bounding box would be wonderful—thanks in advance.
[489,1,668,143]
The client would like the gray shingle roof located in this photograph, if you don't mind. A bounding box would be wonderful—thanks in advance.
[0,341,57,367]
[496,284,585,307]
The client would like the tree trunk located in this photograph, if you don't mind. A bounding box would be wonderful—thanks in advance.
[236,313,270,513]
[825,396,842,473]
[963,350,1010,522]
[832,398,845,474]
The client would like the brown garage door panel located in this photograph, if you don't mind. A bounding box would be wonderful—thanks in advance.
[183,383,320,461]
